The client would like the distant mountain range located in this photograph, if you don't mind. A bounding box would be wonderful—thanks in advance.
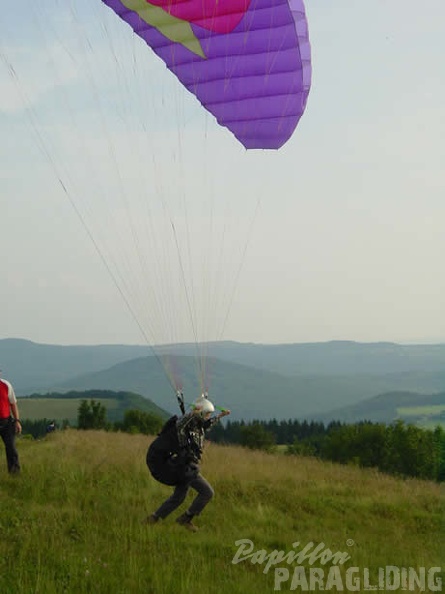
[0,339,150,391]
[2,338,445,423]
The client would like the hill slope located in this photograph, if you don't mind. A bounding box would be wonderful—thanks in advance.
[0,430,443,594]
[18,390,170,424]
[49,355,445,422]
[160,339,445,376]
[4,338,445,422]
[50,355,320,420]
[0,338,151,392]
[317,391,445,426]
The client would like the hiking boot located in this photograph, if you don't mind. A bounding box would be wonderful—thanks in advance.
[141,513,159,525]
[176,513,198,532]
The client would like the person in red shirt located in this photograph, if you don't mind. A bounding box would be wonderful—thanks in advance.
[0,374,21,474]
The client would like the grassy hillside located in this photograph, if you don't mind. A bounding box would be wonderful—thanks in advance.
[18,391,170,425]
[0,431,443,593]
[398,404,445,429]
[317,391,445,428]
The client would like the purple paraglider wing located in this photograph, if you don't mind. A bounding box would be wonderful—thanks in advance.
[101,0,311,149]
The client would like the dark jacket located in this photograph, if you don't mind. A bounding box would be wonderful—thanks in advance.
[146,412,217,486]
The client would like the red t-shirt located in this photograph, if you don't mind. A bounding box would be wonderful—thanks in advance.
[0,379,15,418]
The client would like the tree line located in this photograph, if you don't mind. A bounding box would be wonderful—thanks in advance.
[20,399,164,438]
[210,418,445,482]
[21,399,445,482]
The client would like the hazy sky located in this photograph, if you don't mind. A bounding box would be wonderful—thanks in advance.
[1,0,444,347]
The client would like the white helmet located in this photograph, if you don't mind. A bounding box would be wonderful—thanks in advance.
[194,395,215,417]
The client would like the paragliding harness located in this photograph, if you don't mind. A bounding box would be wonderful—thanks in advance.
[146,391,199,486]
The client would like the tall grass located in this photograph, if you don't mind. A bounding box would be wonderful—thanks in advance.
[0,430,443,593]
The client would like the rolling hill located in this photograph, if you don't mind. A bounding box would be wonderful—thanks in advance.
[18,389,170,425]
[315,390,445,427]
[41,356,445,422]
[4,338,445,392]
[3,338,445,423]
[0,338,150,392]
[45,356,321,420]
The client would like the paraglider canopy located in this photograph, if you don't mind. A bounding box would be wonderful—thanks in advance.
[1,0,311,406]
[101,0,311,149]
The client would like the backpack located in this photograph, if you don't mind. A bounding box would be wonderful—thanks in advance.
[146,415,197,486]
[155,415,180,452]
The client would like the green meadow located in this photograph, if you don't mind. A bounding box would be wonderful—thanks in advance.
[0,430,443,594]
[398,405,445,417]
[397,405,445,429]
[18,398,121,424]
[17,392,168,426]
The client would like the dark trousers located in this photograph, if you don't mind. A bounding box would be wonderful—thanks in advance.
[154,474,214,519]
[0,419,20,474]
